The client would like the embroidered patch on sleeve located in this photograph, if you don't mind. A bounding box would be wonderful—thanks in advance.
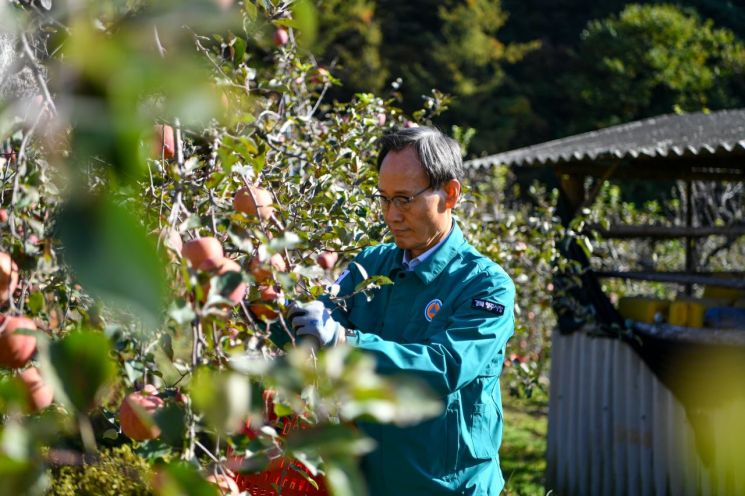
[472,299,505,316]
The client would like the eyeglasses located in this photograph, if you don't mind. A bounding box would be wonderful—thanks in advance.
[372,185,431,211]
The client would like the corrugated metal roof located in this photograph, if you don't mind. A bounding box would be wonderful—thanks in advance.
[466,108,745,169]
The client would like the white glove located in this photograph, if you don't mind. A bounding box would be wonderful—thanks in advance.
[288,301,343,347]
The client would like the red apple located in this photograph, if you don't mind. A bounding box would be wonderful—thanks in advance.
[0,316,37,369]
[142,384,159,396]
[119,389,164,441]
[198,257,247,305]
[273,28,289,47]
[0,252,18,305]
[182,237,223,268]
[311,67,330,85]
[249,253,286,283]
[248,302,278,321]
[509,353,526,364]
[20,366,53,412]
[317,251,338,270]
[213,0,234,10]
[0,209,7,223]
[233,186,274,220]
[249,286,281,320]
[153,124,175,159]
[248,285,282,321]
[258,285,280,301]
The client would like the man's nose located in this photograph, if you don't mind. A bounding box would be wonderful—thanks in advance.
[384,204,404,223]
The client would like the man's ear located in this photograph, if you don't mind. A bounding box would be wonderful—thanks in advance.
[443,179,461,209]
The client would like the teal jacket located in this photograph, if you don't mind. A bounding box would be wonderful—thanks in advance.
[324,222,515,495]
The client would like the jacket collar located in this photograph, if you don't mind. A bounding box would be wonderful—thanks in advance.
[399,221,465,285]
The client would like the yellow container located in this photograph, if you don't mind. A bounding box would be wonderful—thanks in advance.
[702,284,745,303]
[668,300,706,328]
[618,297,670,323]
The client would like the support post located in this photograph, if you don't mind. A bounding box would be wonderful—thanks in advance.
[685,181,694,296]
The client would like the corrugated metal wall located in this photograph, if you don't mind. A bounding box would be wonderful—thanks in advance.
[546,331,745,495]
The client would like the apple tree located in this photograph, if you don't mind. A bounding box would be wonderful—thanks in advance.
[0,1,445,494]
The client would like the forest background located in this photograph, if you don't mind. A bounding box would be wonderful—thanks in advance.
[315,0,745,154]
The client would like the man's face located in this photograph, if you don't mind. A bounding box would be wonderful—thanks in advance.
[378,146,452,258]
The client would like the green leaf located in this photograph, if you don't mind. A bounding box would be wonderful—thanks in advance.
[0,421,31,461]
[233,37,247,65]
[168,299,196,326]
[46,330,116,413]
[134,438,173,461]
[353,275,393,294]
[230,452,271,475]
[0,377,28,414]
[579,236,593,258]
[285,423,374,458]
[345,374,442,426]
[251,150,266,175]
[211,271,244,297]
[228,354,271,376]
[268,232,302,252]
[180,214,202,232]
[227,229,254,253]
[244,1,257,21]
[124,360,146,384]
[0,426,47,496]
[154,404,187,448]
[152,461,218,496]
[292,0,318,48]
[56,198,168,329]
[273,402,293,418]
[325,458,368,496]
[26,292,45,316]
[160,334,174,362]
[296,265,325,279]
[190,368,251,435]
[288,462,320,488]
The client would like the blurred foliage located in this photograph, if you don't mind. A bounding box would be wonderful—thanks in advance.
[0,0,447,494]
[46,445,153,496]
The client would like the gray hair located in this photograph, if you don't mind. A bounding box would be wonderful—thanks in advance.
[376,126,463,189]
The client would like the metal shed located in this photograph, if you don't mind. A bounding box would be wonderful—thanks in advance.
[466,109,745,496]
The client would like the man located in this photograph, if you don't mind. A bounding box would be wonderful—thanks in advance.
[290,126,515,495]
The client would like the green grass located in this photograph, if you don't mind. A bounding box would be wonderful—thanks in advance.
[500,392,548,496]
